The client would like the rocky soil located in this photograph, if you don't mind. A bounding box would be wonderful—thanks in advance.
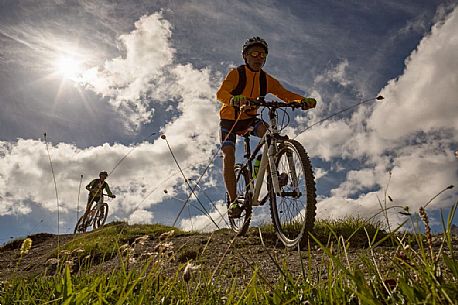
[1,227,457,286]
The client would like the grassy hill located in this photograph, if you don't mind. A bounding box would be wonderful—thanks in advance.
[1,214,457,304]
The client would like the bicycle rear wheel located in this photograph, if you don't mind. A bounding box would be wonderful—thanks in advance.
[228,164,252,236]
[268,139,316,248]
[93,204,108,229]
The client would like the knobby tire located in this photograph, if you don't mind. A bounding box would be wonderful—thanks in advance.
[228,164,252,236]
[268,139,316,248]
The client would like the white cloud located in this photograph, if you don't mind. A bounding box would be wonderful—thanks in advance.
[368,9,458,141]
[332,167,385,198]
[305,7,458,228]
[79,11,221,175]
[0,139,178,216]
[179,201,227,232]
[314,59,351,88]
[80,13,177,130]
[314,167,328,180]
[128,209,154,224]
[296,120,354,161]
[0,11,223,234]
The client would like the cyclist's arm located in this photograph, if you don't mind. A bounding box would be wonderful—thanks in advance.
[104,183,114,197]
[267,75,305,103]
[86,179,96,191]
[216,69,239,105]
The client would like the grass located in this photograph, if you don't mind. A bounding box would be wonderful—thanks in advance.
[59,221,190,260]
[259,216,388,248]
[1,203,458,304]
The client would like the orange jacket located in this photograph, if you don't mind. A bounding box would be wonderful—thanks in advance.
[216,65,304,120]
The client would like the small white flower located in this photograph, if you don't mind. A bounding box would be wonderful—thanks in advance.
[134,235,149,245]
[72,248,85,254]
[153,241,174,253]
[159,230,175,240]
[60,250,71,256]
[119,243,131,254]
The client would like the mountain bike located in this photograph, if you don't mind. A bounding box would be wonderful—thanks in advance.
[74,194,111,234]
[227,97,317,248]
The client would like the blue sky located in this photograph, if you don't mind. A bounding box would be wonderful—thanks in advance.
[1,0,457,244]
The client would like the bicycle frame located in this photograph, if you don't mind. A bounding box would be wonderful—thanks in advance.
[240,105,298,206]
[75,193,110,234]
[230,98,317,246]
[92,193,105,209]
[86,198,104,217]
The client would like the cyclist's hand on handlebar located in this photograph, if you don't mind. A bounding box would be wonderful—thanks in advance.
[301,97,317,110]
[230,95,247,107]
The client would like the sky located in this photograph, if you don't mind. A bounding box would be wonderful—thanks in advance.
[1,0,457,244]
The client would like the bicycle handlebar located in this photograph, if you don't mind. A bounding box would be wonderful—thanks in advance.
[244,97,308,110]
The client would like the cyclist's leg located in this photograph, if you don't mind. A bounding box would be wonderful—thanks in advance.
[221,119,256,219]
[220,120,237,202]
[222,145,236,201]
[85,195,95,214]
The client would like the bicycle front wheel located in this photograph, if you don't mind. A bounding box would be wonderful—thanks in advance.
[74,215,87,234]
[228,164,252,236]
[268,139,316,248]
[93,204,108,229]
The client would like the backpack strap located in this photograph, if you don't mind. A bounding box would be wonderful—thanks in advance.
[259,69,267,97]
[230,65,246,119]
[230,65,267,120]
[231,65,246,96]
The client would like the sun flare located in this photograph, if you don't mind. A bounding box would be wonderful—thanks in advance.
[55,56,82,79]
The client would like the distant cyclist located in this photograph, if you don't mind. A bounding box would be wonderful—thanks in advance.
[216,36,317,218]
[85,171,116,214]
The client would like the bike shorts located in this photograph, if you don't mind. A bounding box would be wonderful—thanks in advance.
[220,117,268,149]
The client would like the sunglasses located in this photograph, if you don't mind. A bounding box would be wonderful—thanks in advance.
[248,51,267,59]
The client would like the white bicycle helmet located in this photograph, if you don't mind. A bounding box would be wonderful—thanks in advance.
[242,36,268,55]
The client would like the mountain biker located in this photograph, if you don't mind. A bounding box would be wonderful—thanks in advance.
[85,171,116,214]
[216,36,317,218]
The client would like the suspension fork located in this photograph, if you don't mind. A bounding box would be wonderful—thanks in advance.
[267,137,282,195]
[286,147,299,190]
[267,108,283,195]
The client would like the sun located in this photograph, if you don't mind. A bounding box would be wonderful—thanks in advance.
[54,55,82,80]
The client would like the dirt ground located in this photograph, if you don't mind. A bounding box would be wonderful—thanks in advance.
[1,228,457,286]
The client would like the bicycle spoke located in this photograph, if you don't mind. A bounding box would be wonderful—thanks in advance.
[228,164,252,236]
[269,140,316,248]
